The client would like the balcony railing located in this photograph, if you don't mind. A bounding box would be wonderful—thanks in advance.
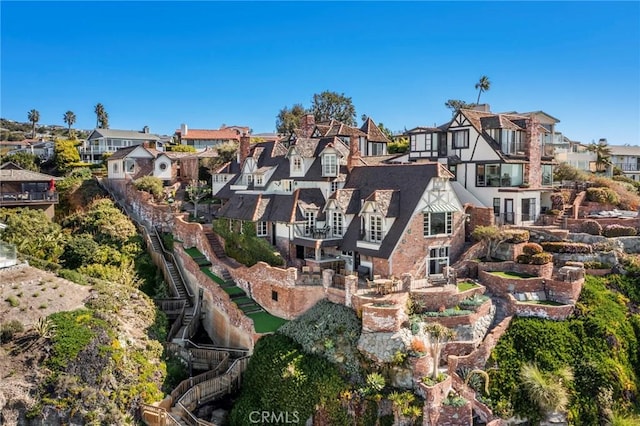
[614,163,640,172]
[293,224,342,240]
[0,192,58,204]
[494,212,540,226]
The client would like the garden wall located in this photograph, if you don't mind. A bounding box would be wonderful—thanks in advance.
[477,260,553,280]
[566,217,640,233]
[361,302,408,333]
[107,179,176,228]
[174,245,256,349]
[410,284,485,312]
[507,294,574,320]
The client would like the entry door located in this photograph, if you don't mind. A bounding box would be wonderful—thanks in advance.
[504,199,514,224]
[428,246,449,276]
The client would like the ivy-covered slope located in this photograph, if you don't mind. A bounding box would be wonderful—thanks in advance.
[489,263,640,425]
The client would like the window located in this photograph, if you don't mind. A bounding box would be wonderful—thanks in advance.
[112,163,118,173]
[448,165,457,177]
[304,211,316,236]
[522,198,537,222]
[330,181,339,193]
[500,130,525,154]
[255,175,264,186]
[332,212,343,237]
[452,130,469,149]
[125,159,135,173]
[493,198,501,216]
[542,164,553,186]
[245,174,253,185]
[423,212,453,236]
[282,179,293,192]
[369,215,383,242]
[271,290,278,301]
[477,163,523,187]
[370,142,385,156]
[159,162,167,171]
[256,221,268,236]
[292,156,302,172]
[323,154,338,176]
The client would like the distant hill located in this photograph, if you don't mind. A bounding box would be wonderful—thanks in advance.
[0,118,89,141]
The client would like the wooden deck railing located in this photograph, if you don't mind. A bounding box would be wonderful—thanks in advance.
[169,354,230,403]
[140,403,181,426]
[184,340,250,359]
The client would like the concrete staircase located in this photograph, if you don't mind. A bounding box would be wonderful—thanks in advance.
[205,230,226,259]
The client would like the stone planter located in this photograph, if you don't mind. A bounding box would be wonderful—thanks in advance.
[439,400,472,426]
[416,374,452,403]
[409,355,432,381]
[361,302,407,333]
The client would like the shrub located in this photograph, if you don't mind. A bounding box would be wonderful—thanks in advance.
[522,243,543,255]
[603,224,637,238]
[550,193,565,211]
[0,320,24,341]
[583,261,611,270]
[58,268,89,285]
[586,187,619,205]
[580,219,603,236]
[133,176,163,200]
[530,252,553,265]
[541,242,592,254]
[564,261,584,268]
[548,209,562,216]
[516,254,531,264]
[5,295,19,307]
[504,229,530,243]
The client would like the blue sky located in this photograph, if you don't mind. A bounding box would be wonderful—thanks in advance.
[1,1,639,145]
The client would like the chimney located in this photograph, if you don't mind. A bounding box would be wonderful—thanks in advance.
[347,135,361,173]
[300,114,315,138]
[143,125,149,134]
[525,117,541,187]
[180,123,188,136]
[472,104,491,112]
[239,132,251,165]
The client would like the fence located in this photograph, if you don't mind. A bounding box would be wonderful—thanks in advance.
[0,240,17,268]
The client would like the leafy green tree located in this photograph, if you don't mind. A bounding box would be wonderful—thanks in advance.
[63,111,76,137]
[388,137,409,154]
[168,144,196,152]
[3,152,40,171]
[61,234,100,269]
[27,109,40,138]
[133,176,164,200]
[54,139,81,174]
[377,122,394,141]
[276,103,306,134]
[475,75,491,104]
[472,225,508,261]
[0,207,66,263]
[310,91,357,125]
[186,180,211,218]
[94,103,109,129]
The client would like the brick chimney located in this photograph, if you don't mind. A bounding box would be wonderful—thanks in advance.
[525,117,541,187]
[300,114,315,138]
[239,132,251,165]
[347,135,361,173]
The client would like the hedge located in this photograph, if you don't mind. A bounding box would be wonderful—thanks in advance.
[586,187,619,205]
[580,220,602,236]
[541,241,592,254]
[530,252,553,265]
[522,243,543,255]
[603,224,637,238]
[505,229,530,244]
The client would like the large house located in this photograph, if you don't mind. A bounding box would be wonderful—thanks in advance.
[407,107,556,225]
[106,144,199,183]
[213,117,465,279]
[0,162,60,219]
[175,124,247,150]
[81,127,166,164]
[608,142,640,181]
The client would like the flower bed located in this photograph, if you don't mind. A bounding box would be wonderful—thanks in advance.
[361,301,406,333]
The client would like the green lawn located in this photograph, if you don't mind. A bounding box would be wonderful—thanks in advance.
[200,268,226,285]
[519,299,566,306]
[457,281,480,292]
[223,286,246,297]
[184,247,212,267]
[489,271,536,279]
[247,311,288,333]
[185,247,204,258]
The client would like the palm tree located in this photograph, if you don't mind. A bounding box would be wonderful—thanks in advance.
[27,109,40,138]
[587,141,612,173]
[94,103,109,128]
[475,75,491,104]
[423,322,456,380]
[63,111,76,137]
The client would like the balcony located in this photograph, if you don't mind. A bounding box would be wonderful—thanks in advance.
[0,191,59,206]
[356,231,382,250]
[292,224,342,246]
[614,163,640,172]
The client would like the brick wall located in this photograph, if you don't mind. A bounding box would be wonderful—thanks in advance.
[447,315,513,372]
[426,299,492,328]
[418,376,452,426]
[526,117,542,187]
[547,278,583,304]
[361,302,408,332]
[477,260,553,279]
[507,294,574,320]
[437,401,472,426]
[390,212,465,278]
[468,207,494,237]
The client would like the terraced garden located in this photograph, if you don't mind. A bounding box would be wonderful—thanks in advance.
[185,247,286,333]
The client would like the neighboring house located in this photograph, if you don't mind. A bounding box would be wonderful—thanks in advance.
[82,127,164,164]
[214,119,465,279]
[175,124,244,150]
[609,143,640,181]
[5,139,55,161]
[0,162,60,219]
[407,107,556,225]
[106,145,198,183]
[553,139,597,172]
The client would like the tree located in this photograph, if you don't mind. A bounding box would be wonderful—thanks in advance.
[444,99,474,116]
[275,103,306,134]
[63,111,76,137]
[475,75,491,104]
[168,144,196,153]
[3,152,40,171]
[423,322,456,380]
[310,91,356,125]
[186,180,211,218]
[377,122,394,141]
[27,109,40,138]
[54,139,81,174]
[520,363,573,420]
[94,103,109,129]
[471,225,509,261]
[587,141,612,173]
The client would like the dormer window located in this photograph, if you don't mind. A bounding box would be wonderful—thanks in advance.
[245,174,253,185]
[322,154,338,177]
[255,174,264,186]
[332,212,344,237]
[369,215,383,242]
[292,156,302,172]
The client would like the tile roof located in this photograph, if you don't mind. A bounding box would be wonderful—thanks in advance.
[363,189,400,218]
[88,129,161,141]
[176,129,240,140]
[360,117,391,143]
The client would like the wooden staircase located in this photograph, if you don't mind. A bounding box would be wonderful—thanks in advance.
[205,230,226,259]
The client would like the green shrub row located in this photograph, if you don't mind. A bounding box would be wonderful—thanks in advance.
[603,224,637,237]
[522,243,543,255]
[517,252,553,265]
[213,218,284,267]
[504,229,530,243]
[580,219,603,236]
[541,241,592,254]
[586,187,620,205]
